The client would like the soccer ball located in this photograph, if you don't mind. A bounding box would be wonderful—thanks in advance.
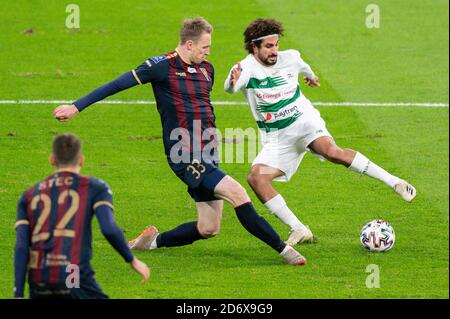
[360,219,396,252]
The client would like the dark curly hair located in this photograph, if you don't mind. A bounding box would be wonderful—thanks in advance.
[244,18,284,54]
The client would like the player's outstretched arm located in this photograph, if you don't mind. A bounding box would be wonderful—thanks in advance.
[54,71,139,122]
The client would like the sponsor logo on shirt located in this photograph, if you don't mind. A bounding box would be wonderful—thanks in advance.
[264,105,301,122]
[176,72,187,77]
[150,55,168,64]
[256,87,297,100]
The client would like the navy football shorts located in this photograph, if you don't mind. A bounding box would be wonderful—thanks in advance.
[168,158,226,202]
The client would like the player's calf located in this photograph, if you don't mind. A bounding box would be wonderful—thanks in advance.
[308,137,355,166]
[319,145,354,166]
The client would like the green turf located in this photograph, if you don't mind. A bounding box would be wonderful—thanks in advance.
[0,0,448,299]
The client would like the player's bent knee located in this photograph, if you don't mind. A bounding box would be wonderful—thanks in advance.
[247,171,271,190]
[216,176,251,206]
[201,230,220,238]
[197,225,220,238]
[247,172,259,188]
[234,185,251,206]
[223,184,250,207]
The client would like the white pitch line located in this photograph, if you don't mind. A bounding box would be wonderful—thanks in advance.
[0,100,448,107]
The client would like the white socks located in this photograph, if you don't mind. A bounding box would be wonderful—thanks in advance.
[264,194,305,230]
[149,236,158,250]
[349,152,401,188]
[263,153,400,231]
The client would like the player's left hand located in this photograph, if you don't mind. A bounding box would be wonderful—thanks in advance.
[304,76,320,87]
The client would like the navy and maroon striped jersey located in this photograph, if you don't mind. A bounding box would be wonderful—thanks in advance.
[15,171,113,286]
[132,50,217,160]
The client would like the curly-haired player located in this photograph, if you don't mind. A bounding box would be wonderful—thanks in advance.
[225,18,416,245]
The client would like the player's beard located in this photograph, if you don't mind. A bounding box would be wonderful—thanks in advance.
[260,53,277,66]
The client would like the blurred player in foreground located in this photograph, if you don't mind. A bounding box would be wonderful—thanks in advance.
[14,134,149,298]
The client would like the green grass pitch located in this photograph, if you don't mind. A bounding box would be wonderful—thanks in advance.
[0,0,448,298]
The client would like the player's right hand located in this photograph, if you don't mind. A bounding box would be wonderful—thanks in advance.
[54,104,79,122]
[131,257,150,284]
[304,76,320,87]
[229,63,242,86]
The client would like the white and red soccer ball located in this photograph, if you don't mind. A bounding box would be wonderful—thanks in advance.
[360,219,396,252]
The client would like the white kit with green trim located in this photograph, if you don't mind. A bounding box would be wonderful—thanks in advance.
[225,50,316,132]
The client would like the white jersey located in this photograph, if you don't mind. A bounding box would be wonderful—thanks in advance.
[224,50,317,133]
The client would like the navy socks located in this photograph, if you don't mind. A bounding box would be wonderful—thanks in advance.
[156,221,205,247]
[235,202,286,253]
[156,203,286,254]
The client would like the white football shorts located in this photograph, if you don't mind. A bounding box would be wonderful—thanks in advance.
[252,101,333,182]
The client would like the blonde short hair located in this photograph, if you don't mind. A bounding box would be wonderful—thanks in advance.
[180,17,213,44]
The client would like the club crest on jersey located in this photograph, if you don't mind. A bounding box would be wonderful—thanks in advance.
[187,67,197,74]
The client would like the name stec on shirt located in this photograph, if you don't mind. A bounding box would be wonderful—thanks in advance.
[38,176,74,190]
